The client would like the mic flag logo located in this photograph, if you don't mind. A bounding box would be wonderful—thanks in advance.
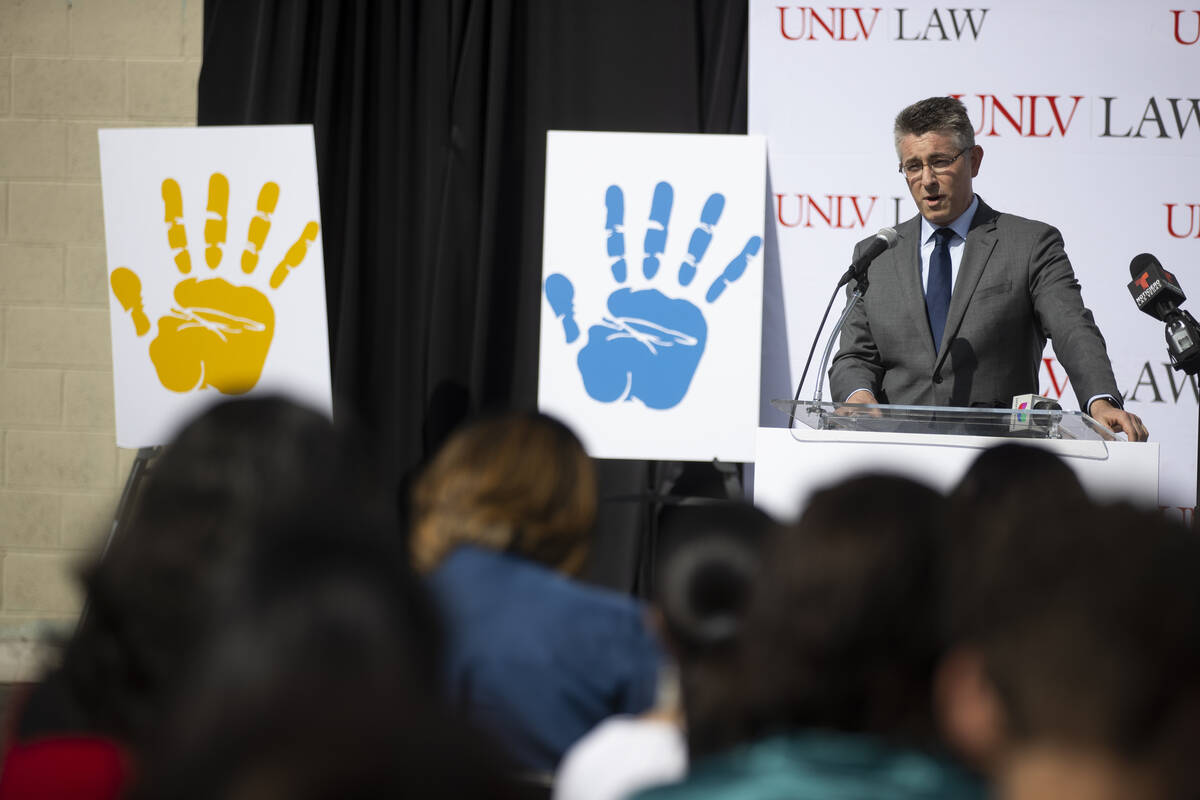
[544,181,762,410]
[109,173,320,395]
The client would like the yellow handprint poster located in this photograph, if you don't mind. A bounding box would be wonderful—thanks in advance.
[100,126,332,447]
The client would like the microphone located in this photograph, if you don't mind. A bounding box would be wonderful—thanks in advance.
[1011,393,1061,411]
[837,227,899,287]
[1009,393,1062,434]
[1128,252,1186,321]
[800,227,899,410]
[1126,252,1200,375]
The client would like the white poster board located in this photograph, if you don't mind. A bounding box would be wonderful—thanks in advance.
[538,131,767,461]
[100,125,332,448]
[750,1,1199,522]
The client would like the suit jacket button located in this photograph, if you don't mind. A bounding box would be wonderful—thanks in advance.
[933,373,943,384]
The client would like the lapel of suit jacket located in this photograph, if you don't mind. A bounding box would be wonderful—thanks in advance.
[890,214,936,364]
[934,198,1000,372]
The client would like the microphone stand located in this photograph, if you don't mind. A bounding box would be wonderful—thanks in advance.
[810,272,869,412]
[1161,309,1200,530]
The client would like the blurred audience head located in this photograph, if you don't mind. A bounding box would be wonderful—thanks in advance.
[943,443,1089,650]
[411,410,596,576]
[938,444,1087,771]
[947,443,1087,532]
[936,501,1200,798]
[60,395,409,745]
[129,507,505,800]
[653,502,776,755]
[655,502,774,653]
[729,474,947,750]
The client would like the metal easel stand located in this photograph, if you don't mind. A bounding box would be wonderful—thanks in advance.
[625,459,745,599]
[77,445,160,630]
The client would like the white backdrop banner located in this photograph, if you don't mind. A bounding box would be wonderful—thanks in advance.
[750,0,1200,520]
[101,126,332,448]
[538,131,766,461]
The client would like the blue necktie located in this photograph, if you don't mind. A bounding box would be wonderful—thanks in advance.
[926,228,955,352]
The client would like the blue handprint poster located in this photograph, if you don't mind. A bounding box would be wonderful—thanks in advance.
[538,131,766,461]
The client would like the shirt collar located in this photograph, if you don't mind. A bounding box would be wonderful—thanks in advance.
[922,194,979,245]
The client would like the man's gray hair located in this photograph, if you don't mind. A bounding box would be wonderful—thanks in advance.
[893,96,976,157]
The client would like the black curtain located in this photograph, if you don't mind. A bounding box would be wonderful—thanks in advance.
[198,0,748,590]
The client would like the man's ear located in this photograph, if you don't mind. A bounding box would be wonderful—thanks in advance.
[969,145,984,177]
[935,646,1006,774]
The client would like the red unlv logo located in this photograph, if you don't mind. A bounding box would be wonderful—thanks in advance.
[777,6,881,41]
[1172,10,1200,44]
[951,94,1083,138]
[1040,357,1069,400]
[1166,204,1200,239]
[775,194,877,229]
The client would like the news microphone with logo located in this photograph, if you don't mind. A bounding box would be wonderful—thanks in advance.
[1009,393,1062,433]
[1011,393,1062,411]
[1128,252,1186,321]
[1126,252,1200,375]
[837,227,899,287]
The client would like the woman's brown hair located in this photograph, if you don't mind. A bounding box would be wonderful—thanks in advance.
[411,411,596,576]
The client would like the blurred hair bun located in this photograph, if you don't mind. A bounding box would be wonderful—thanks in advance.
[660,537,758,649]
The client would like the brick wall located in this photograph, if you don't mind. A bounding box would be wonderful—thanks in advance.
[0,0,202,634]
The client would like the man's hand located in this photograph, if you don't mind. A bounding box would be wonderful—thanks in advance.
[1088,398,1149,442]
[845,389,878,404]
[837,389,882,417]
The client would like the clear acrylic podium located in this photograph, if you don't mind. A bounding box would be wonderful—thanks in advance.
[753,400,1160,519]
[772,400,1119,441]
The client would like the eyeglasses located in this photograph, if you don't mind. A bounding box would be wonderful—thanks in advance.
[898,147,970,178]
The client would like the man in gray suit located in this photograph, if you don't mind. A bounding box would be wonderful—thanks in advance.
[830,96,1147,441]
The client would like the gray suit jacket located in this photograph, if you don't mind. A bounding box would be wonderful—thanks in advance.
[829,198,1120,409]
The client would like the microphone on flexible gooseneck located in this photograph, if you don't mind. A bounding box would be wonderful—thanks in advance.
[836,226,900,288]
[792,228,902,412]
